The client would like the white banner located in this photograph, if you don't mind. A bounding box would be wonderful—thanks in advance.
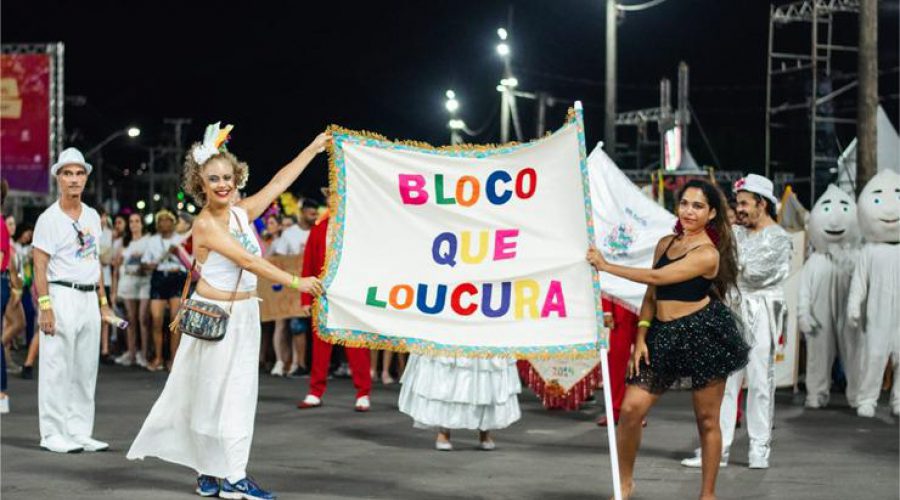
[316,111,604,358]
[588,146,677,311]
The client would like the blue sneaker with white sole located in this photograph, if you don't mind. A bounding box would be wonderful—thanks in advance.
[220,477,276,500]
[195,475,219,497]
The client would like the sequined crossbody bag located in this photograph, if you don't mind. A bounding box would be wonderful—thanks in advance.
[169,211,244,342]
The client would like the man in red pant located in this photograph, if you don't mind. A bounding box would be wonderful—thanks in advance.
[297,211,372,411]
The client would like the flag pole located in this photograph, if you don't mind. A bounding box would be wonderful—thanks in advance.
[601,347,622,500]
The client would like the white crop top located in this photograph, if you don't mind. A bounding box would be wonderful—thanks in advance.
[200,207,262,292]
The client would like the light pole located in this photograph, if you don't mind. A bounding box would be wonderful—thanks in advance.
[605,0,617,159]
[444,90,464,145]
[85,126,141,207]
[496,27,514,143]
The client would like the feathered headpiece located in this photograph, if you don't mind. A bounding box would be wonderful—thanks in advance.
[191,121,234,165]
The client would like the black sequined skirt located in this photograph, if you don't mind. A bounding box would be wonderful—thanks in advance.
[626,299,750,395]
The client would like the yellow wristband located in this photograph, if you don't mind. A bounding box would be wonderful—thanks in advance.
[38,295,52,304]
[289,275,301,289]
[99,296,109,306]
[638,320,652,328]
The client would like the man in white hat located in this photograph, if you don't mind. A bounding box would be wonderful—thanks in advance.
[32,147,112,453]
[681,173,792,469]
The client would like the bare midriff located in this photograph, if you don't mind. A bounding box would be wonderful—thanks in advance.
[655,296,711,322]
[195,278,256,301]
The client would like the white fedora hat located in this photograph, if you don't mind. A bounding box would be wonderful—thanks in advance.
[734,173,777,206]
[50,147,93,176]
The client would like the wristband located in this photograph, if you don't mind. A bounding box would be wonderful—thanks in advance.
[289,275,301,290]
[638,320,652,328]
[38,295,52,305]
[99,296,109,307]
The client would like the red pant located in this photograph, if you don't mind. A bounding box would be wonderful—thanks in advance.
[308,328,371,399]
[602,298,639,422]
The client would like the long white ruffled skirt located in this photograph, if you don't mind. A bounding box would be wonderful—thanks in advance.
[127,296,260,482]
[398,355,522,431]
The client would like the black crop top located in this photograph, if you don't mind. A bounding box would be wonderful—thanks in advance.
[654,238,713,302]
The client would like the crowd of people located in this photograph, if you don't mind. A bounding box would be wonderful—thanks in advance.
[1,121,897,500]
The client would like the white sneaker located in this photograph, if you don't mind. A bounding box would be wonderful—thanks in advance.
[270,360,285,377]
[477,440,496,451]
[40,435,83,453]
[680,447,729,468]
[435,440,453,451]
[748,446,770,469]
[857,404,876,418]
[71,436,109,452]
[115,354,133,367]
[354,396,371,412]
[135,352,148,368]
[0,397,9,414]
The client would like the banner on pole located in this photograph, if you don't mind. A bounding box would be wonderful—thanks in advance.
[0,53,52,193]
[315,109,605,358]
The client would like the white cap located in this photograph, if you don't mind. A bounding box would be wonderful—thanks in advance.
[734,173,777,205]
[50,147,93,176]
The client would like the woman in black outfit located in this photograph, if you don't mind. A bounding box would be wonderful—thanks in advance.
[587,179,749,500]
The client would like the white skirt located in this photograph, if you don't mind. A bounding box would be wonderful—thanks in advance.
[399,355,521,431]
[127,295,260,481]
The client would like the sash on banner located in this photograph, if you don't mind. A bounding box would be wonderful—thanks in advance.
[315,109,605,358]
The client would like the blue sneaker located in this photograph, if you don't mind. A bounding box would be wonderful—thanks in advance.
[220,477,276,500]
[195,475,219,497]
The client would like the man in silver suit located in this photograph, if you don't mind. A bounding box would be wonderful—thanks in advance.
[682,174,792,470]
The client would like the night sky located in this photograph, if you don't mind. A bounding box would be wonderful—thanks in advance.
[3,0,898,206]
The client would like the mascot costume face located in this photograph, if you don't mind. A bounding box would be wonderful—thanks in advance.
[857,170,900,243]
[808,184,861,252]
[848,170,900,417]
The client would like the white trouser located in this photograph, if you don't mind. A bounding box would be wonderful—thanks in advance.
[836,325,862,407]
[856,326,900,411]
[720,304,777,452]
[39,285,101,441]
[804,326,837,407]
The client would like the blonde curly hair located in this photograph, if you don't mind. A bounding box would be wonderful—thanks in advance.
[182,143,249,205]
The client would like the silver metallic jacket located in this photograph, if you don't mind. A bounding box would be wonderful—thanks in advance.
[732,224,793,346]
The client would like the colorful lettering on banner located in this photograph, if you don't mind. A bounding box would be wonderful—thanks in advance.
[315,107,606,358]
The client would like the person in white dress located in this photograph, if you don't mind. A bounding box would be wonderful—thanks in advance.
[127,123,326,500]
[399,354,521,451]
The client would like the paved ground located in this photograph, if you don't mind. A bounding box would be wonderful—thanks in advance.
[1,362,897,499]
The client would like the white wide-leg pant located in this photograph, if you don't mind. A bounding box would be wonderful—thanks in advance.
[39,285,101,441]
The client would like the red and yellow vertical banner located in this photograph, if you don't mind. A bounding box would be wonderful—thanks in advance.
[1,53,52,193]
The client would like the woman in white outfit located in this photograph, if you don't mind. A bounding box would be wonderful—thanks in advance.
[128,123,327,500]
[112,213,151,367]
[399,355,521,451]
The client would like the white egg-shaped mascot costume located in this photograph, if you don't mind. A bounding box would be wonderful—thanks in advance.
[799,184,861,408]
[847,170,900,417]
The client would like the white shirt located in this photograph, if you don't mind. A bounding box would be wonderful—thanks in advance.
[141,232,187,273]
[119,236,148,278]
[32,201,102,284]
[273,224,309,256]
